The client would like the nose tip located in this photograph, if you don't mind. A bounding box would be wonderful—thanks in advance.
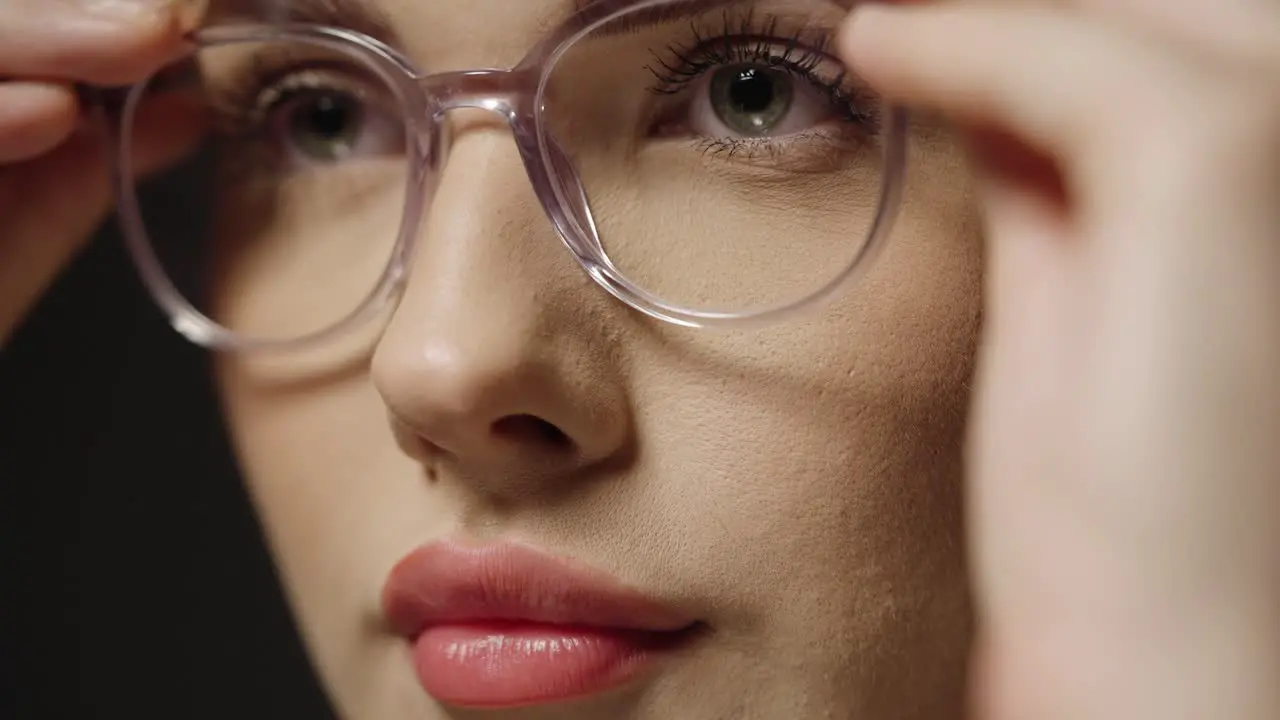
[377,341,560,453]
[389,407,574,467]
[384,379,575,461]
[372,325,629,496]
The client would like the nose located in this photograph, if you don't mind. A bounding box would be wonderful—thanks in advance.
[371,122,631,499]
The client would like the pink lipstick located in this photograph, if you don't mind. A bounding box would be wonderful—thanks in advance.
[382,540,696,708]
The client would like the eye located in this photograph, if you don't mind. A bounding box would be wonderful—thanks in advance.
[281,90,363,161]
[707,64,795,136]
[260,79,406,167]
[653,59,846,143]
[695,62,837,139]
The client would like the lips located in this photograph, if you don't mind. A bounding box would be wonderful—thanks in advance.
[382,540,697,708]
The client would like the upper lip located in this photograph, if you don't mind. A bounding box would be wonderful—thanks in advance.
[382,539,696,636]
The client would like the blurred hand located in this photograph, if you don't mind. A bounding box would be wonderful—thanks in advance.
[841,2,1280,719]
[0,0,206,346]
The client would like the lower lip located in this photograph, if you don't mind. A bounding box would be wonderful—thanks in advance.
[412,622,681,708]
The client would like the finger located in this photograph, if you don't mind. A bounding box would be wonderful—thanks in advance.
[0,82,79,163]
[0,0,205,86]
[838,2,1162,162]
[1070,0,1280,68]
[4,91,208,244]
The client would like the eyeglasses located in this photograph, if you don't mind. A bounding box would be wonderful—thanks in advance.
[106,0,907,352]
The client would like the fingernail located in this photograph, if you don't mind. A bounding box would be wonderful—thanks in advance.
[77,0,170,20]
[845,3,895,33]
[76,0,204,29]
[840,4,897,59]
[172,0,208,31]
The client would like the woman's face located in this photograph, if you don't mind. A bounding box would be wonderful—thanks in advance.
[207,0,983,717]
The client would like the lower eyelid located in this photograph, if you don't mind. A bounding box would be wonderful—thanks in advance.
[695,129,878,175]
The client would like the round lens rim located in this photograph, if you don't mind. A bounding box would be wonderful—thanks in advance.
[111,25,430,352]
[532,0,909,330]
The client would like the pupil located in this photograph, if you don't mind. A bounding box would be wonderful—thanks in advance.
[306,95,352,138]
[728,69,775,114]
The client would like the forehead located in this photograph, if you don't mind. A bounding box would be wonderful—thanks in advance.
[215,0,709,23]
[209,0,850,67]
[208,0,573,65]
[203,1,622,49]
[213,0,854,33]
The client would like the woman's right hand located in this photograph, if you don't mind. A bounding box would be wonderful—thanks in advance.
[842,2,1279,720]
[0,0,207,346]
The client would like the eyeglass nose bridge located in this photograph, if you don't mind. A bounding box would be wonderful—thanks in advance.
[407,68,607,268]
[414,68,539,120]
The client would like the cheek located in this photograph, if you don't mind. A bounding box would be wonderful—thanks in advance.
[623,322,976,711]
[630,324,975,628]
[624,133,982,670]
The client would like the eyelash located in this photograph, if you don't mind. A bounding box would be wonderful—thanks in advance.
[646,12,881,158]
[214,54,353,131]
[207,52,384,180]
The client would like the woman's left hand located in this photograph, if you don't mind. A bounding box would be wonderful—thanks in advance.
[839,2,1280,719]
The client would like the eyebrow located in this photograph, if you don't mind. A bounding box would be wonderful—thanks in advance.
[242,0,400,45]
[242,0,850,47]
[574,0,745,37]
[585,0,858,40]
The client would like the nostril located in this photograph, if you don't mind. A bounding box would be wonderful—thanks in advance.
[491,414,572,450]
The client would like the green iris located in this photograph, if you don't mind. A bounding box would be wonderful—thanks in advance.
[709,64,794,136]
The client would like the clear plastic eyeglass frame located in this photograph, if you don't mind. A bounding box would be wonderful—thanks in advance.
[107,0,909,353]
